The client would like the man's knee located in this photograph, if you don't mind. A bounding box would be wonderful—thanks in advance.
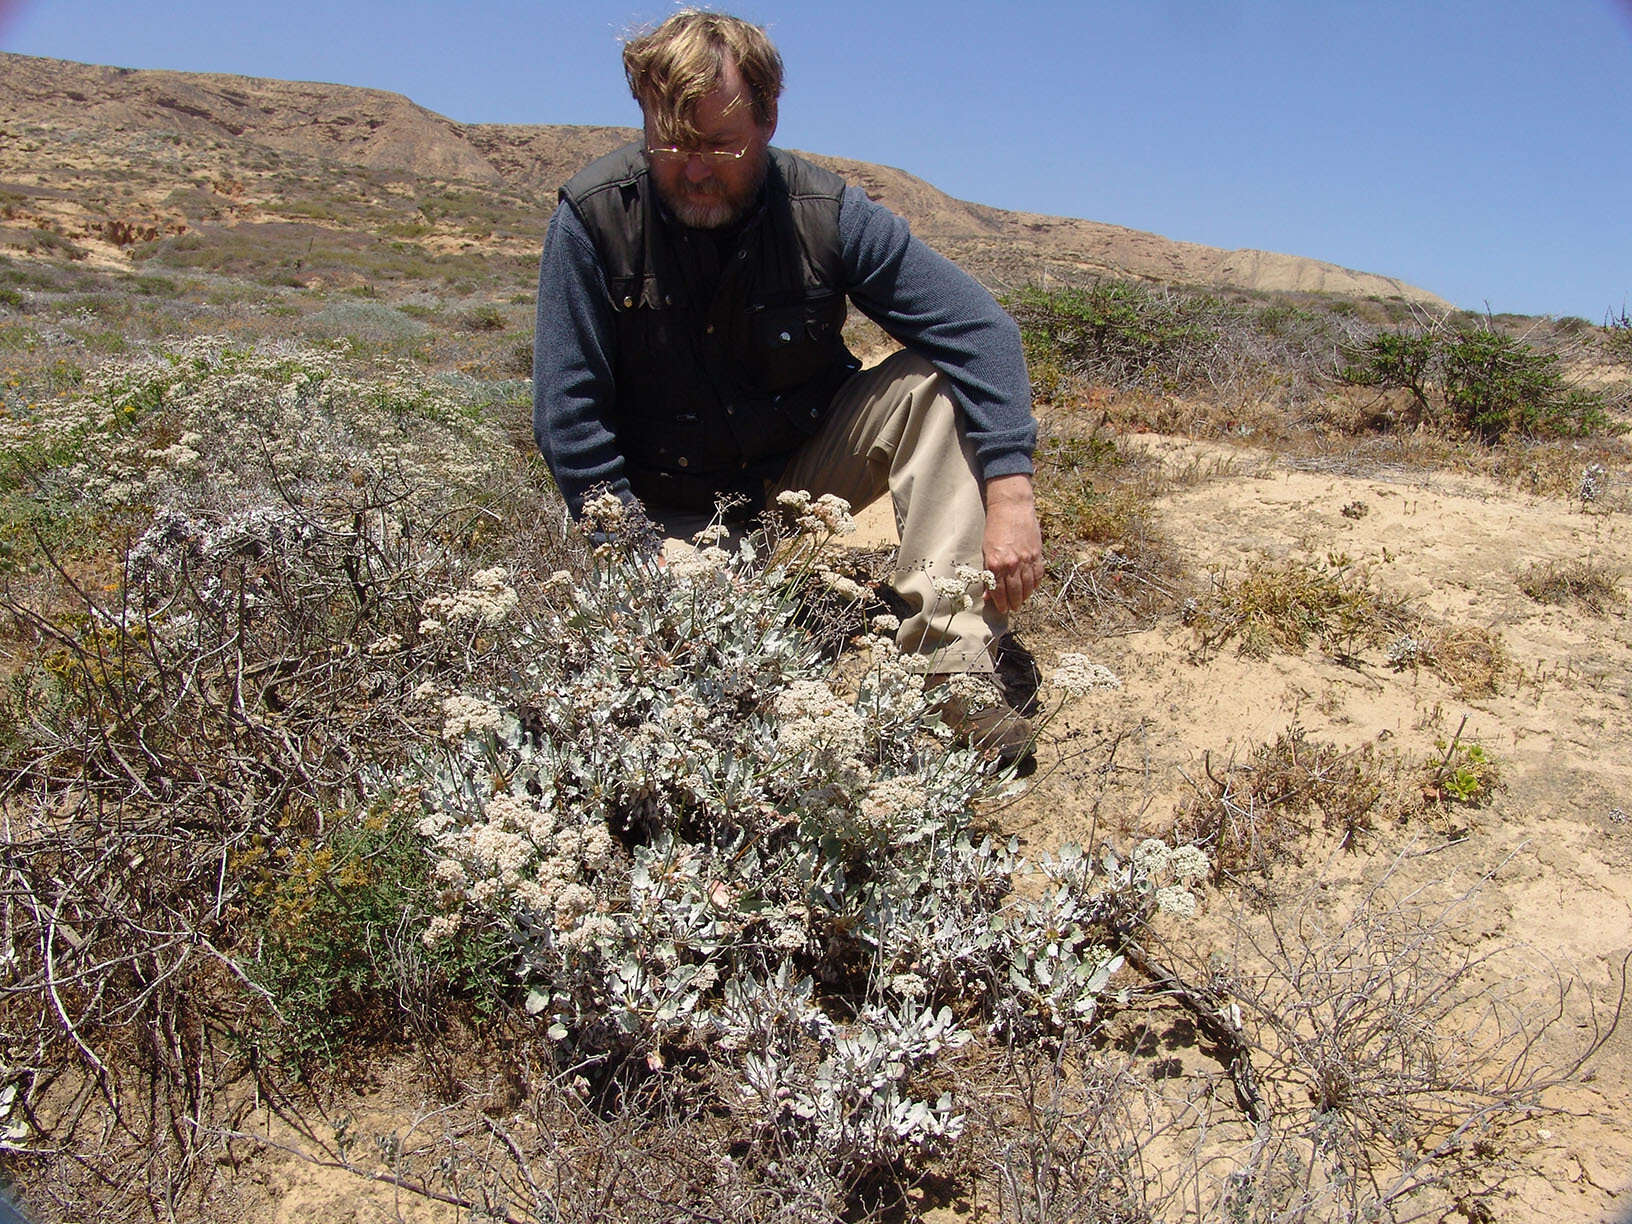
[867,350,943,405]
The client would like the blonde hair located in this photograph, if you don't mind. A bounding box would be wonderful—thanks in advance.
[623,10,783,144]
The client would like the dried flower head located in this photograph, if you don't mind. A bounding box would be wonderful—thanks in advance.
[1051,653,1122,697]
[440,694,511,742]
[1154,885,1198,918]
[930,576,973,613]
[580,490,629,529]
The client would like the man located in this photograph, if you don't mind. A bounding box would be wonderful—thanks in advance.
[533,10,1043,761]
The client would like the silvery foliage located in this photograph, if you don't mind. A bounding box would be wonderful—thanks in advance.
[1580,462,1606,505]
[409,498,1206,1172]
[17,336,513,522]
[1385,633,1429,670]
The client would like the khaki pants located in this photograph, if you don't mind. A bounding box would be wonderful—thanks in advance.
[659,351,1003,674]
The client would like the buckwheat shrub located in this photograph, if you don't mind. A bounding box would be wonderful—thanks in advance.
[406,497,1212,1177]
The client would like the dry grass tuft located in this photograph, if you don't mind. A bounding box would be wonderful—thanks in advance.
[1517,555,1623,614]
[1032,425,1165,546]
[1035,531,1184,637]
[1171,727,1411,882]
[1186,555,1412,662]
[1026,418,1189,637]
[1417,623,1512,698]
[1184,558,1513,700]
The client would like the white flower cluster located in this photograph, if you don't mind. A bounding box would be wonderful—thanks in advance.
[1050,652,1123,697]
[1129,837,1209,884]
[855,633,929,726]
[956,563,998,591]
[146,430,203,470]
[773,679,867,760]
[666,545,732,581]
[775,489,855,537]
[419,566,518,634]
[438,694,513,743]
[925,564,997,615]
[859,776,929,833]
[1120,838,1211,921]
[940,671,995,710]
[815,565,868,602]
[420,784,617,952]
[930,576,973,613]
[579,490,628,533]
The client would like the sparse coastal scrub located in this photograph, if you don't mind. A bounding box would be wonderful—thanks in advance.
[0,99,1629,1219]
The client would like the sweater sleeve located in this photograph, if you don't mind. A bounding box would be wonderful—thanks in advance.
[532,201,630,516]
[838,186,1036,480]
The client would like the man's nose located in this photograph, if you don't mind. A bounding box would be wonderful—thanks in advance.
[683,156,713,182]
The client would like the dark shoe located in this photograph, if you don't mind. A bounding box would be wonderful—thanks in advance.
[992,631,1042,717]
[925,672,1036,768]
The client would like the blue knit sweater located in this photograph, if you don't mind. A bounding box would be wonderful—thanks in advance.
[532,172,1037,516]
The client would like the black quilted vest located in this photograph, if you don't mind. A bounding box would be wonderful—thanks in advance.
[559,144,860,512]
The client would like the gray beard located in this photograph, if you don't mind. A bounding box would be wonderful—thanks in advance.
[651,156,768,230]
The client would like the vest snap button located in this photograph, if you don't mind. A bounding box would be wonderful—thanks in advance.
[623,295,634,308]
[706,324,715,334]
[736,249,747,260]
[778,330,792,343]
[678,456,689,467]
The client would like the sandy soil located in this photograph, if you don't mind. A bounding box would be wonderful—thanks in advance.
[1010,438,1632,1224]
[846,432,1632,1221]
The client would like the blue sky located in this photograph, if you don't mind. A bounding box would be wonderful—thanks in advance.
[3,0,1630,320]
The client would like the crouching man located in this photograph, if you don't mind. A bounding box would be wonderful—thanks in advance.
[533,9,1044,763]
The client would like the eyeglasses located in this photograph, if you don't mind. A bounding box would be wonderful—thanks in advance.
[645,140,752,164]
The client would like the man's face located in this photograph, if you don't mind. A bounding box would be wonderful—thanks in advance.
[643,56,773,230]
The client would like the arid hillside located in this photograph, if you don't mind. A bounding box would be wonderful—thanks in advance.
[0,51,1448,304]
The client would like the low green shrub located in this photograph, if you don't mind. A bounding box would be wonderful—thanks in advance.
[243,798,509,1058]
[1007,280,1226,391]
[1424,732,1502,807]
[14,228,89,261]
[129,274,180,297]
[457,303,506,332]
[1341,323,1610,440]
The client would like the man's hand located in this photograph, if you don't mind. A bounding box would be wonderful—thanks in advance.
[982,473,1044,615]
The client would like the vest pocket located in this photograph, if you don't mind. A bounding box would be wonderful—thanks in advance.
[608,274,665,313]
[747,293,845,392]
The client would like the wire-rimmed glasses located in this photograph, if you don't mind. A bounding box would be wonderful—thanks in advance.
[644,140,753,164]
